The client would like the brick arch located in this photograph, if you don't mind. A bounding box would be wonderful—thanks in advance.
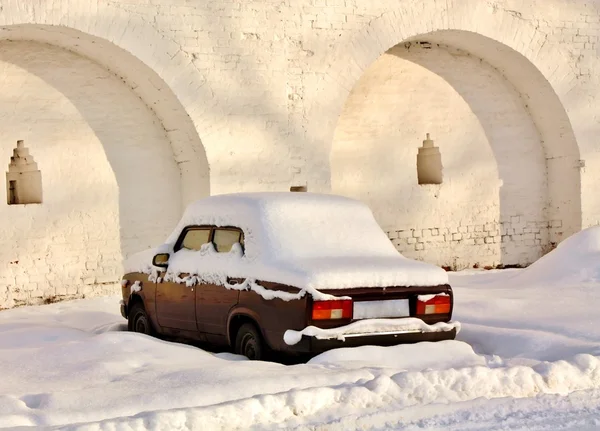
[322,3,582,243]
[0,12,211,208]
[326,3,579,100]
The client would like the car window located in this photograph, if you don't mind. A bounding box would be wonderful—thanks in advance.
[213,229,243,253]
[181,228,211,251]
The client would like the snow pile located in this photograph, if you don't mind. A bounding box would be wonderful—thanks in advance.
[284,318,460,345]
[9,227,600,429]
[50,351,600,431]
[308,340,485,371]
[449,227,600,363]
[124,193,448,292]
[448,227,600,362]
[510,225,600,286]
[5,252,600,431]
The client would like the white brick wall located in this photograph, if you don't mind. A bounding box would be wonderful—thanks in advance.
[0,0,598,306]
[0,42,181,308]
[332,44,549,268]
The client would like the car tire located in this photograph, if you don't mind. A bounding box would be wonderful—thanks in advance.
[128,302,154,336]
[235,323,265,360]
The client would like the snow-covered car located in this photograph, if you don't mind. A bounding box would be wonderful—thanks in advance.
[120,192,459,360]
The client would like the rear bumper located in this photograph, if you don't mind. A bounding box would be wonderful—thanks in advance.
[282,317,460,354]
[305,327,457,353]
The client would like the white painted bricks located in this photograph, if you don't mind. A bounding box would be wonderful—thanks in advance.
[332,43,552,268]
[0,0,599,307]
[0,42,181,308]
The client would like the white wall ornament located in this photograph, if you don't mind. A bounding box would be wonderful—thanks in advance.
[416,133,443,185]
[6,140,42,205]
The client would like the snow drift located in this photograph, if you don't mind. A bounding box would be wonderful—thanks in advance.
[3,297,600,431]
[510,225,600,286]
[6,224,600,431]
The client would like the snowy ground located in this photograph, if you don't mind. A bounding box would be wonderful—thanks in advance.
[3,228,600,430]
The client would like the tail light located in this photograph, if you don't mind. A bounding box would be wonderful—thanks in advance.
[312,299,353,320]
[416,295,451,315]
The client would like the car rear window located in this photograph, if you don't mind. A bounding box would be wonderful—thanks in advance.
[213,229,243,253]
[181,228,211,251]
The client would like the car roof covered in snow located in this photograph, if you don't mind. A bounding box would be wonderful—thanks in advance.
[166,192,368,238]
[126,192,449,290]
[165,192,394,257]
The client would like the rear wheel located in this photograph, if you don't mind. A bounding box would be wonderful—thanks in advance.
[128,302,153,335]
[235,323,265,360]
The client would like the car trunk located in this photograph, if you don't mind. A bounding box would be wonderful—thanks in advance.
[309,284,453,329]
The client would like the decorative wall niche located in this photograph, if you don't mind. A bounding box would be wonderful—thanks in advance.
[416,133,443,185]
[6,140,43,205]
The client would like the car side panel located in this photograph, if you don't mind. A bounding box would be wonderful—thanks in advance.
[121,272,159,331]
[196,283,240,338]
[155,276,198,332]
[227,306,264,344]
[236,284,308,352]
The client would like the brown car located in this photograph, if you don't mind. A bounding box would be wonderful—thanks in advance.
[120,192,458,360]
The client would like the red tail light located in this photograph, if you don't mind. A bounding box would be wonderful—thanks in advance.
[416,295,451,315]
[312,300,353,320]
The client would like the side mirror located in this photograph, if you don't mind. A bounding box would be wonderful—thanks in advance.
[152,253,170,268]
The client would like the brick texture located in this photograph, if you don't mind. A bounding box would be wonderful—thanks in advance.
[0,0,598,307]
[332,44,554,268]
[0,42,181,308]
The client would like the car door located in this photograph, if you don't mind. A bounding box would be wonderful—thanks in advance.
[196,227,243,338]
[155,227,211,332]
